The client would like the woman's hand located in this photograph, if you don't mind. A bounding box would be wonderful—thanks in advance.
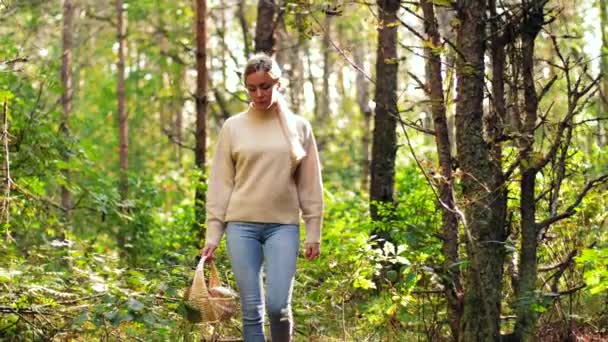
[304,242,320,260]
[200,243,217,260]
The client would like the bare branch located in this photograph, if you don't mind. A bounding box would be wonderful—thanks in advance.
[537,174,608,229]
[544,284,586,298]
[162,128,195,150]
[538,75,558,102]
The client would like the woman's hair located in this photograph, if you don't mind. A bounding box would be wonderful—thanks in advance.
[243,54,306,164]
[243,54,282,83]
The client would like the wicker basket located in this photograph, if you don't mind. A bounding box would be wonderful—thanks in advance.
[184,256,239,323]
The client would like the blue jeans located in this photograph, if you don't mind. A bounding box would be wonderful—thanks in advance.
[226,222,300,342]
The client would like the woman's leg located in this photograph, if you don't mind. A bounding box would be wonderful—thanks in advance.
[262,224,300,342]
[226,222,266,342]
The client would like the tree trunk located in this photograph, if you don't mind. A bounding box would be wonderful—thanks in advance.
[317,14,332,151]
[436,5,457,157]
[116,0,128,200]
[194,0,208,244]
[370,0,399,229]
[421,2,462,340]
[354,45,371,193]
[254,0,275,54]
[305,43,319,119]
[237,0,251,58]
[1,101,10,242]
[274,1,288,70]
[599,0,608,147]
[60,0,74,228]
[288,31,303,113]
[514,4,544,340]
[116,0,128,251]
[173,67,185,165]
[455,1,507,340]
[289,12,308,113]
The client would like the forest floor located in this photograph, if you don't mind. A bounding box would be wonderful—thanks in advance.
[537,321,608,341]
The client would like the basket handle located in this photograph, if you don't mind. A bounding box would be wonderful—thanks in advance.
[198,256,222,289]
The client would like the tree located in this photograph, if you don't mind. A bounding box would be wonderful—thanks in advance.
[194,0,208,243]
[370,0,399,233]
[254,0,276,54]
[354,43,372,192]
[116,0,129,251]
[420,1,462,339]
[454,0,507,340]
[513,3,546,339]
[237,0,252,58]
[599,0,608,146]
[318,12,332,151]
[60,0,75,229]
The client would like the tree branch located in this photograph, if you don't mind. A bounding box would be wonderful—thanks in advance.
[537,174,608,229]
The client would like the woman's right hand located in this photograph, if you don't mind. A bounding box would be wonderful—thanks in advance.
[200,243,217,260]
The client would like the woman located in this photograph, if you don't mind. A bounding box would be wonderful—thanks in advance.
[200,53,324,342]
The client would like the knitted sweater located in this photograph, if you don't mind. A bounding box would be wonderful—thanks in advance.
[204,105,324,246]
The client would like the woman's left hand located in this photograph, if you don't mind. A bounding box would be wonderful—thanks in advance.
[304,242,320,260]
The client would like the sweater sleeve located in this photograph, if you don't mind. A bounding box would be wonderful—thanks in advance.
[205,121,235,246]
[295,122,324,244]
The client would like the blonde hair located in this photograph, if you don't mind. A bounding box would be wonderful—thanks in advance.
[243,54,306,163]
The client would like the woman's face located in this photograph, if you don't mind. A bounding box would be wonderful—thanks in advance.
[245,71,278,110]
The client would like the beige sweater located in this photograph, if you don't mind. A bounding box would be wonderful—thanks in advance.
[204,105,324,246]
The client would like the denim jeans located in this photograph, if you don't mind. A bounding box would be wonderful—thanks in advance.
[226,222,300,342]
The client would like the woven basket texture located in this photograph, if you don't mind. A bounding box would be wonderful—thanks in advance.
[185,256,238,323]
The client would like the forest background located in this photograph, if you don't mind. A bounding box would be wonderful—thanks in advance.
[1,0,607,341]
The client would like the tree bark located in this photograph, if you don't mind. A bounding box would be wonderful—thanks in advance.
[514,4,544,341]
[305,43,319,119]
[194,0,208,244]
[60,0,74,227]
[436,5,457,157]
[288,31,303,113]
[254,0,275,54]
[421,2,462,340]
[455,1,507,340]
[370,0,399,229]
[599,0,608,146]
[237,0,251,58]
[173,67,185,165]
[274,1,288,70]
[116,0,128,251]
[317,13,332,151]
[354,45,371,193]
[116,0,128,200]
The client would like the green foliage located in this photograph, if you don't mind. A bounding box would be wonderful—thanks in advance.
[2,0,608,340]
[578,247,608,295]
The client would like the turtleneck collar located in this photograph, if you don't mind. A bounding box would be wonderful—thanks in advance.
[247,102,278,120]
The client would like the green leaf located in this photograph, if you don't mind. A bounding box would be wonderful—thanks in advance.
[0,89,14,100]
[531,303,547,313]
[72,311,89,327]
[127,297,145,312]
[431,0,453,6]
[354,278,376,290]
[386,270,398,282]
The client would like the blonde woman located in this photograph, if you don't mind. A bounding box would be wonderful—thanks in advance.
[200,54,324,342]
